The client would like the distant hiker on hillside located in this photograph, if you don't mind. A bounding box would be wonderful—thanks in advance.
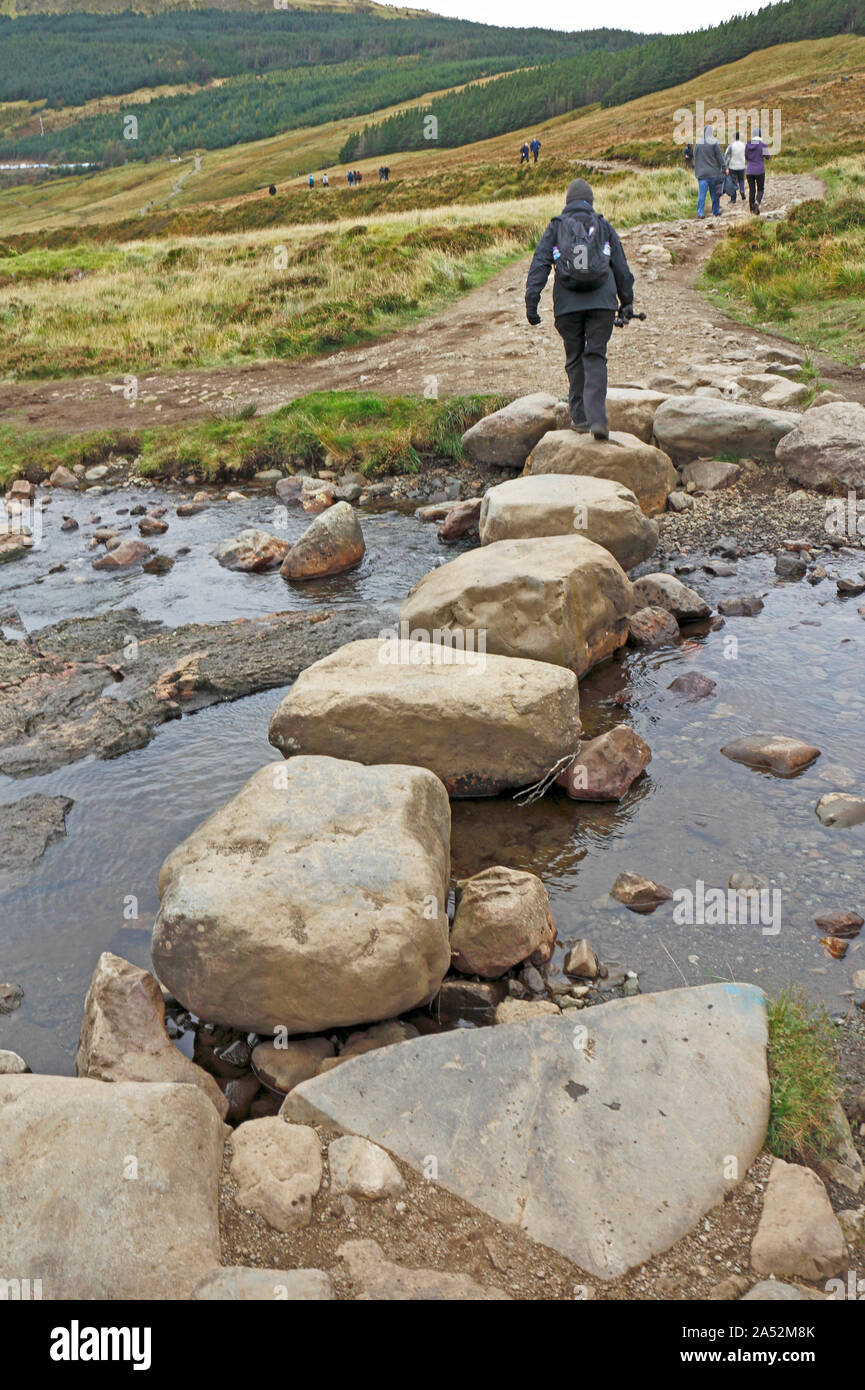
[268,184,277,196]
[530,137,541,163]
[520,142,530,164]
[322,172,329,188]
[724,129,746,203]
[383,166,390,181]
[745,129,770,214]
[348,170,355,187]
[356,170,363,185]
[683,142,694,170]
[308,173,314,189]
[693,124,726,218]
[525,177,635,441]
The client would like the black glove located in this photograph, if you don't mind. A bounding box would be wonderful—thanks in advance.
[620,304,635,322]
[526,308,541,326]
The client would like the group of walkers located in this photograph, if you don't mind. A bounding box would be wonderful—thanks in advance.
[303,165,391,189]
[519,136,542,164]
[683,125,770,216]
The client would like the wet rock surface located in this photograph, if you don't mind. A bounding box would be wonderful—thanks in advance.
[0,604,383,778]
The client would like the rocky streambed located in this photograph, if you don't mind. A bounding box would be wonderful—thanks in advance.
[2,381,865,1299]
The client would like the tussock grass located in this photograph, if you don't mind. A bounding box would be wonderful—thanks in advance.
[766,987,841,1163]
[0,166,693,381]
[0,389,508,484]
[702,158,865,363]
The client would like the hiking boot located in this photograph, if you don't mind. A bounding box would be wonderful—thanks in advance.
[570,420,590,433]
[591,424,609,441]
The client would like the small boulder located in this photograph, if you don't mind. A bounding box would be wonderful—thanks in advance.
[776,401,865,490]
[680,459,741,492]
[328,1136,404,1201]
[563,939,600,979]
[751,1159,847,1281]
[526,430,676,515]
[610,871,673,913]
[557,724,651,801]
[252,1037,336,1094]
[668,672,717,700]
[450,865,557,978]
[631,573,711,623]
[76,951,228,1120]
[653,396,799,461]
[815,793,865,828]
[92,536,152,569]
[281,501,364,580]
[722,735,820,777]
[437,497,482,541]
[461,392,557,469]
[628,605,680,646]
[338,1238,510,1300]
[216,529,288,572]
[230,1118,322,1231]
[479,473,658,570]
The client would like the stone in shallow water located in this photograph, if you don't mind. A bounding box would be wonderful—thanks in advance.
[557,724,651,801]
[526,430,676,516]
[151,757,451,1035]
[285,984,770,1281]
[815,792,865,827]
[721,735,821,777]
[631,572,711,622]
[268,638,581,798]
[460,391,558,469]
[449,865,556,978]
[610,870,673,913]
[478,474,658,570]
[76,951,228,1120]
[398,535,633,678]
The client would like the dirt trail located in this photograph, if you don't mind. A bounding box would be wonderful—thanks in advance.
[2,173,859,437]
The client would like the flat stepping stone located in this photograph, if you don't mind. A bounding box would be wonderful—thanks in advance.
[284,983,770,1280]
[398,535,633,678]
[478,474,657,572]
[268,638,580,797]
[526,430,676,516]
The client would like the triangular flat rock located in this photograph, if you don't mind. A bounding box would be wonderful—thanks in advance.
[284,983,769,1279]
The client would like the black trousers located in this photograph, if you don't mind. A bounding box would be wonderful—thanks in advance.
[729,169,745,200]
[555,309,616,429]
[747,172,765,211]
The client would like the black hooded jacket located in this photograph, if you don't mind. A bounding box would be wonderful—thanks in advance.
[525,199,634,316]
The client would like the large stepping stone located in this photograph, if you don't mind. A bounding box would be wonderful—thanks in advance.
[556,387,668,443]
[461,392,558,468]
[0,1075,224,1299]
[398,535,633,678]
[776,401,865,490]
[478,474,657,571]
[268,639,580,798]
[284,983,770,1280]
[525,430,676,515]
[652,396,800,461]
[151,757,451,1035]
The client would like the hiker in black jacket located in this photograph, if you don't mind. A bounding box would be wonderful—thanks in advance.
[525,178,635,439]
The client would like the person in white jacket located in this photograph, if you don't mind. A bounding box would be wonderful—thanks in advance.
[724,130,747,204]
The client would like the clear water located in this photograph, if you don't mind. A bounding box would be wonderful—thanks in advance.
[2,487,864,1072]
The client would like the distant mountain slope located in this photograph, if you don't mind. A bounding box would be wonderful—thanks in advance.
[342,0,865,157]
[1,1,428,16]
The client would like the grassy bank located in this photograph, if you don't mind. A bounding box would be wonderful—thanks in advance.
[701,157,865,364]
[766,988,841,1163]
[0,167,694,382]
[0,389,508,485]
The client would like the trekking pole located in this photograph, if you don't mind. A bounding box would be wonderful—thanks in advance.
[614,309,647,328]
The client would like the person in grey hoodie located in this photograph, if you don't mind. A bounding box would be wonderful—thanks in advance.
[525,177,635,439]
[694,124,726,218]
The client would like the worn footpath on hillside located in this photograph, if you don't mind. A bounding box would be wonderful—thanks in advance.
[3,173,859,436]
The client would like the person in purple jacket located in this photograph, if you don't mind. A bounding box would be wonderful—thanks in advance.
[745,129,770,215]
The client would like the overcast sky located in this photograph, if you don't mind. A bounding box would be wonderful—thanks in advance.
[384,0,776,35]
